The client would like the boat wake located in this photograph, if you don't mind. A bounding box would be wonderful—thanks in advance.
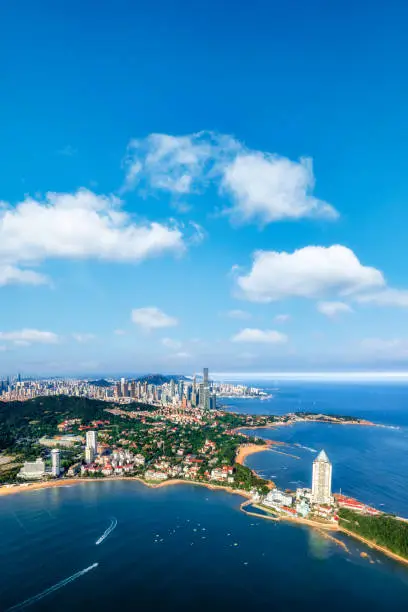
[96,517,117,545]
[7,563,98,611]
[295,444,317,453]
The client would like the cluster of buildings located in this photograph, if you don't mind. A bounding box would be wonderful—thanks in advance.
[259,449,335,520]
[82,441,146,477]
[0,369,265,409]
[18,448,61,480]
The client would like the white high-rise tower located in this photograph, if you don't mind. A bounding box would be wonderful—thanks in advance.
[86,430,98,454]
[51,448,61,477]
[311,449,332,505]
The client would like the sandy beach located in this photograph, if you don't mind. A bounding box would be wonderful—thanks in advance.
[0,475,252,501]
[235,442,272,465]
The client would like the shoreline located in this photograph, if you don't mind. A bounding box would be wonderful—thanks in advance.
[235,442,274,465]
[0,476,252,501]
[338,526,408,567]
[2,475,408,568]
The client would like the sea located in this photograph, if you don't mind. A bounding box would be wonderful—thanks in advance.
[1,381,408,611]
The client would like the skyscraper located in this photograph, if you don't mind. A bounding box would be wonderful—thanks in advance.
[85,446,94,464]
[86,430,98,454]
[203,368,209,385]
[311,450,332,505]
[51,449,61,477]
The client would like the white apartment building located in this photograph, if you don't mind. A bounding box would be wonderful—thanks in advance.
[51,448,61,477]
[311,449,333,505]
[86,430,98,454]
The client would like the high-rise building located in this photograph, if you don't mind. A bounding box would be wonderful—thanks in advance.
[200,368,210,409]
[86,430,98,454]
[51,448,61,477]
[178,380,184,399]
[311,450,332,505]
[85,446,94,464]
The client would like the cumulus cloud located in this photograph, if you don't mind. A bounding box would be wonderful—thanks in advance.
[122,132,218,193]
[131,307,178,330]
[0,329,60,346]
[231,328,288,344]
[221,153,337,224]
[0,264,49,287]
[122,131,337,224]
[0,188,185,286]
[317,301,353,318]
[236,245,385,302]
[226,309,252,320]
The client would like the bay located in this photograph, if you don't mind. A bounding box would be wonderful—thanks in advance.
[1,381,408,610]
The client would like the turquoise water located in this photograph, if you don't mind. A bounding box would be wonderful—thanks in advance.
[1,382,408,610]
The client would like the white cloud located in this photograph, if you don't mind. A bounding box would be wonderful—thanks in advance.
[0,345,6,352]
[161,337,182,349]
[221,153,337,224]
[231,328,288,344]
[0,188,185,286]
[72,333,96,343]
[226,309,252,320]
[0,329,60,346]
[114,329,126,336]
[0,264,49,287]
[274,314,290,323]
[131,307,178,330]
[317,301,353,318]
[355,288,408,308]
[236,245,385,302]
[122,132,217,193]
[122,131,337,224]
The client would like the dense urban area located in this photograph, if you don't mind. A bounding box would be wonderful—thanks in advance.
[1,368,407,563]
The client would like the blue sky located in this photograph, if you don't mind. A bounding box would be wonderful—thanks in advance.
[1,0,408,376]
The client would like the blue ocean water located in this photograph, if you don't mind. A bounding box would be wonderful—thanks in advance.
[222,382,408,516]
[1,482,408,611]
[1,382,408,610]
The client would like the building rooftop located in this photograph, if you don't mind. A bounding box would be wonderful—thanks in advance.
[315,449,330,463]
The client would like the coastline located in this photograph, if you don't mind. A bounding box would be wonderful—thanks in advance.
[235,442,273,465]
[0,476,252,501]
[339,526,408,567]
[2,474,408,569]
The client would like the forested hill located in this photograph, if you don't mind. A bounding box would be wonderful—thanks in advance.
[0,396,153,451]
[134,374,189,385]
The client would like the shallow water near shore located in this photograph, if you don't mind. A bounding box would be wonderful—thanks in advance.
[2,381,408,610]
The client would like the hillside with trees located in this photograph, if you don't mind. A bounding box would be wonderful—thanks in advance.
[338,508,408,560]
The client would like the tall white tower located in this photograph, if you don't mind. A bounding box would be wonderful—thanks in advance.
[51,448,61,477]
[312,449,332,505]
[86,430,98,454]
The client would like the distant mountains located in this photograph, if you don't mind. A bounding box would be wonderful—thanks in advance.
[89,379,112,387]
[90,374,190,387]
[134,374,190,385]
